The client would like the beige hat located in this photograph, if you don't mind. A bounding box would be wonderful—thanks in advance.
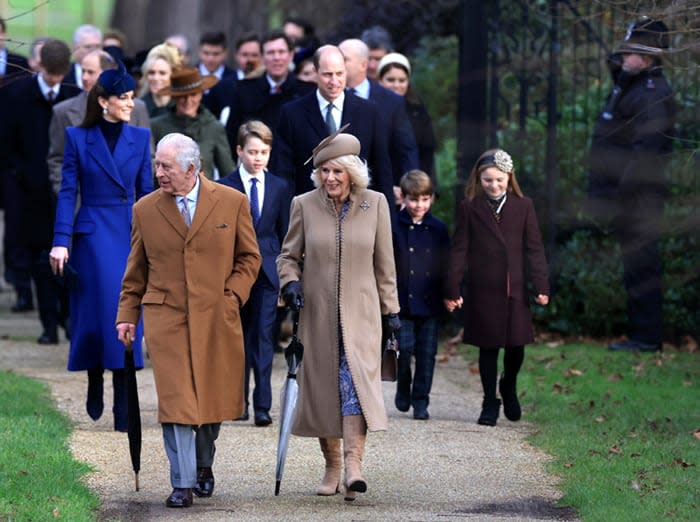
[306,124,361,167]
[157,66,218,97]
[377,52,412,78]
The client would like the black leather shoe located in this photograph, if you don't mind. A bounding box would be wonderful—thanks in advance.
[413,408,429,420]
[477,398,501,426]
[254,411,272,427]
[608,339,662,352]
[394,394,410,412]
[193,467,215,497]
[235,411,249,421]
[499,374,522,421]
[37,331,59,344]
[166,487,193,508]
[11,301,34,313]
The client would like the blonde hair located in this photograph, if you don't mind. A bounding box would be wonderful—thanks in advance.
[310,154,370,192]
[465,148,524,201]
[138,42,182,97]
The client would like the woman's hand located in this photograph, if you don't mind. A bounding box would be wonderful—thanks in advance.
[49,246,69,275]
[535,294,549,306]
[444,297,463,312]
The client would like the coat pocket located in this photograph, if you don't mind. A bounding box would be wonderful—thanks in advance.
[73,217,96,235]
[141,290,166,305]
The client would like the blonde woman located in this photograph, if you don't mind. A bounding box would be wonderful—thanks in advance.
[139,42,181,118]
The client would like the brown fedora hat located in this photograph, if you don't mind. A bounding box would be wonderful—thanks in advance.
[157,66,218,97]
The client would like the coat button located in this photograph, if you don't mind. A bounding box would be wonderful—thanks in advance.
[120,196,127,202]
[409,225,414,230]
[410,270,414,275]
[409,247,414,252]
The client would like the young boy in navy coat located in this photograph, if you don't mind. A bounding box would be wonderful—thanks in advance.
[218,120,290,426]
[393,170,450,420]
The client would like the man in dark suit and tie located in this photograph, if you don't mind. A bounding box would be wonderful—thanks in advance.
[2,38,81,343]
[197,31,236,119]
[218,120,290,427]
[225,30,315,157]
[274,45,394,209]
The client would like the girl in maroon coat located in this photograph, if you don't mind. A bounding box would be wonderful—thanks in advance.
[445,149,549,426]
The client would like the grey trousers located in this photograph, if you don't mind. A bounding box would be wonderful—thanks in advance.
[162,423,221,488]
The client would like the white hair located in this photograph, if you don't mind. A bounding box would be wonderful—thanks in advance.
[157,133,201,174]
[73,24,102,45]
[310,154,370,192]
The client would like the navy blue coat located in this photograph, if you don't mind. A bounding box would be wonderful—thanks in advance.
[218,168,290,289]
[225,75,315,155]
[367,81,418,185]
[393,208,450,317]
[273,91,394,209]
[53,124,152,371]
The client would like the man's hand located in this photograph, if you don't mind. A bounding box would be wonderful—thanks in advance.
[116,322,136,346]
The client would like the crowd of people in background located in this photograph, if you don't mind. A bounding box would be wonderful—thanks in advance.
[0,12,674,508]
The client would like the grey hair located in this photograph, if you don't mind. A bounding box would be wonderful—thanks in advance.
[310,154,370,192]
[360,25,394,52]
[339,38,369,61]
[157,133,202,174]
[73,24,103,45]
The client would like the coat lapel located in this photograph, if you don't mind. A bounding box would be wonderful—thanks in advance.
[85,126,127,190]
[302,95,328,139]
[112,125,137,181]
[186,175,219,242]
[156,190,188,239]
[473,195,506,246]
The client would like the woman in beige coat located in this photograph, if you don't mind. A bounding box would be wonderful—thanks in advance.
[277,132,400,501]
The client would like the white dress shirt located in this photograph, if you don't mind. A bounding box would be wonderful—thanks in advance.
[316,90,344,131]
[178,175,201,222]
[239,165,265,216]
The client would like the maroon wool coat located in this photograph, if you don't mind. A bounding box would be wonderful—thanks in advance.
[445,193,549,348]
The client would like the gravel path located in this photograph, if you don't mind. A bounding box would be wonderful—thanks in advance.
[1,291,577,522]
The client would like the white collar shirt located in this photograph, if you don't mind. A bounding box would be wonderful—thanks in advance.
[316,89,344,131]
[238,165,265,215]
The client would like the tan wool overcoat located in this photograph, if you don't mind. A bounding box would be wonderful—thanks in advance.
[277,187,399,437]
[117,175,261,425]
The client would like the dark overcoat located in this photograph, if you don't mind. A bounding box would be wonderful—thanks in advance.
[445,194,549,348]
[53,125,152,371]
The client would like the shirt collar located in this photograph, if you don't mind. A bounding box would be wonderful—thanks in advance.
[266,74,286,93]
[180,175,200,203]
[316,89,344,111]
[239,164,265,185]
[37,74,58,98]
[351,78,370,99]
[199,63,224,80]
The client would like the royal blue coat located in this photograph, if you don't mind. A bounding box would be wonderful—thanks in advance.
[53,124,152,371]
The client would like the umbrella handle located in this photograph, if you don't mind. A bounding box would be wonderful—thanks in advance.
[125,331,133,353]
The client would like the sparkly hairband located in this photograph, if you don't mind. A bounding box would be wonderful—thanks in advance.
[477,149,514,174]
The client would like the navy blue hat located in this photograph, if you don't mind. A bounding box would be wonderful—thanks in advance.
[98,60,136,96]
[616,18,670,56]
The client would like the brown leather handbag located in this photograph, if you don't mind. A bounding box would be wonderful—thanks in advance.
[381,333,399,382]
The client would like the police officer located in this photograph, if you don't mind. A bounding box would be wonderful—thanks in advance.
[587,18,676,352]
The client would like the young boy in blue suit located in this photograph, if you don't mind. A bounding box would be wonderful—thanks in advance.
[393,170,450,420]
[218,120,290,426]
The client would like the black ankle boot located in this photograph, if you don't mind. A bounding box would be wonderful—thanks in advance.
[86,368,104,421]
[499,374,521,421]
[477,398,501,426]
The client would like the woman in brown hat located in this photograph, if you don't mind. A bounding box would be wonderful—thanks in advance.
[150,66,235,179]
[277,130,401,501]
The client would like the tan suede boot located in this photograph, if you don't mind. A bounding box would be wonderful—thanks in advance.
[342,415,367,501]
[316,437,341,495]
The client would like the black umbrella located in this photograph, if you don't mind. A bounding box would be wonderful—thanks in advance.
[124,333,142,491]
[275,308,304,496]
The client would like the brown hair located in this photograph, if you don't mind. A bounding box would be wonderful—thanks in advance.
[237,120,273,148]
[81,83,110,128]
[400,170,433,197]
[465,148,524,201]
[40,38,72,75]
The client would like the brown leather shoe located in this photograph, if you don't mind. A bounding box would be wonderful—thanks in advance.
[165,487,193,508]
[193,467,214,497]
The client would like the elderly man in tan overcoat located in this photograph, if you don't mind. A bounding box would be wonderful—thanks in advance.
[116,132,260,508]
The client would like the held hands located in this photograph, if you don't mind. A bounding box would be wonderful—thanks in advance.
[382,313,401,340]
[535,294,549,306]
[282,280,304,311]
[49,246,69,275]
[116,322,136,347]
[444,297,464,313]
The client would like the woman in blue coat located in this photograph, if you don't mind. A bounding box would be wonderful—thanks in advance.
[49,63,152,431]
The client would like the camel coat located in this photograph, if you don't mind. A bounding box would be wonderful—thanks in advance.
[117,175,261,425]
[277,188,399,437]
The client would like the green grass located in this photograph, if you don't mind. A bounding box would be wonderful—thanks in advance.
[2,1,114,57]
[517,343,700,521]
[0,370,99,522]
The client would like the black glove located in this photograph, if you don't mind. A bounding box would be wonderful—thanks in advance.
[282,280,304,311]
[382,313,401,340]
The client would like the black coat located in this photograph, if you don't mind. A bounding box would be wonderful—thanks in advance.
[587,67,675,223]
[3,75,80,247]
[274,91,394,210]
[405,98,436,182]
[225,75,315,154]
